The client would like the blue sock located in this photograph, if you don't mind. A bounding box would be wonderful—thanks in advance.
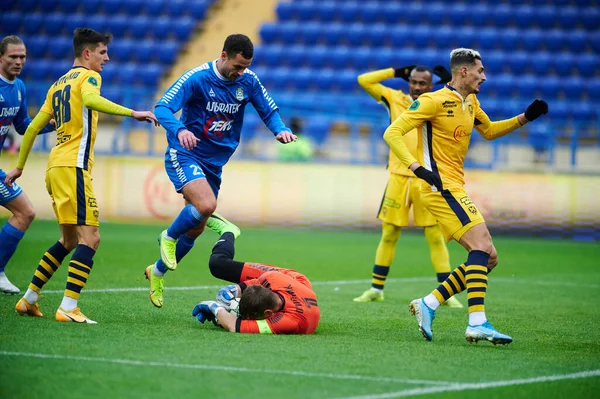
[0,222,25,273]
[155,234,197,275]
[166,205,203,240]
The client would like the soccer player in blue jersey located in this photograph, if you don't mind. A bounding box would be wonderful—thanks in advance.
[145,34,296,308]
[0,36,54,294]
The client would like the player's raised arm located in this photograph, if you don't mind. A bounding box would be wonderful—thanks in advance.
[474,98,549,140]
[358,66,414,101]
[248,72,296,144]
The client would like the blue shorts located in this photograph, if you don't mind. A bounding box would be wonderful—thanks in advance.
[0,169,23,206]
[164,147,222,198]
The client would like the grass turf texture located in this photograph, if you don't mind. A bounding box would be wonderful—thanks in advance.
[1,220,599,399]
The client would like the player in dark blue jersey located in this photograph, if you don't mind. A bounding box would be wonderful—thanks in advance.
[0,36,54,294]
[144,34,296,308]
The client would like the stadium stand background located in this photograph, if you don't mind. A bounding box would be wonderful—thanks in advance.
[1,0,598,171]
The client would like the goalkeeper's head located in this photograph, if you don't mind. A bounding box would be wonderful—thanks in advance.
[449,48,486,95]
[238,285,283,320]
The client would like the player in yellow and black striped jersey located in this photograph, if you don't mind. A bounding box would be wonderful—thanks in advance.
[384,48,548,345]
[5,28,158,324]
[353,65,462,308]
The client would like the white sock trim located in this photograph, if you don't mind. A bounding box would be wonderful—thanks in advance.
[423,294,440,310]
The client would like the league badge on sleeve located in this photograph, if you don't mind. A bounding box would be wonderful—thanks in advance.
[235,87,244,101]
[17,91,21,102]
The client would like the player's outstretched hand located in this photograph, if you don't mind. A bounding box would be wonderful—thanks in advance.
[132,111,160,126]
[433,65,452,85]
[216,284,238,308]
[394,65,416,81]
[524,100,549,122]
[178,129,201,150]
[4,168,23,187]
[192,301,222,324]
[276,131,297,144]
[413,166,443,192]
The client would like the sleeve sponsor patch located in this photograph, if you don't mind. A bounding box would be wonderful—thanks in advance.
[408,100,420,111]
[87,76,98,86]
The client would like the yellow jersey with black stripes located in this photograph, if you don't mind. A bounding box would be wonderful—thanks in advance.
[39,66,101,172]
[389,85,521,192]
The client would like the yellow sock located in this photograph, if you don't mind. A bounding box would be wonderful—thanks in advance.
[424,225,451,282]
[371,223,401,289]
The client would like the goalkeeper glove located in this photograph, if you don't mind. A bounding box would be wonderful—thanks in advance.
[433,65,452,85]
[394,65,416,81]
[216,284,239,308]
[413,166,443,192]
[524,99,549,122]
[192,301,223,324]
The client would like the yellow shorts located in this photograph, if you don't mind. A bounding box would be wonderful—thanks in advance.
[46,167,99,226]
[377,174,437,227]
[421,189,485,242]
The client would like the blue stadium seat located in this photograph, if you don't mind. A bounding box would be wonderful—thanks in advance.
[263,44,284,67]
[478,28,499,51]
[521,29,543,53]
[159,41,179,65]
[581,7,599,30]
[292,68,312,91]
[324,24,344,46]
[494,74,514,97]
[562,76,584,100]
[306,45,327,69]
[106,15,130,38]
[316,2,336,22]
[362,2,379,24]
[531,52,552,76]
[101,86,124,105]
[259,23,278,44]
[367,24,386,47]
[304,117,331,146]
[174,17,196,41]
[110,39,135,63]
[559,7,579,30]
[549,102,570,122]
[14,0,37,12]
[381,3,402,24]
[44,13,65,36]
[276,2,293,21]
[26,36,48,60]
[280,45,306,68]
[528,122,553,155]
[411,25,432,48]
[507,52,529,75]
[139,64,163,86]
[129,16,151,40]
[270,68,291,91]
[314,69,335,91]
[589,80,600,101]
[166,0,188,17]
[489,4,512,27]
[350,47,371,70]
[567,31,587,53]
[118,63,138,85]
[543,30,565,53]
[328,47,351,69]
[86,15,107,33]
[54,37,73,60]
[579,54,598,77]
[65,14,88,38]
[483,51,505,75]
[151,16,171,40]
[144,0,165,16]
[296,2,318,21]
[341,3,360,23]
[56,0,81,12]
[241,112,260,141]
[100,65,118,85]
[453,26,477,50]
[298,22,321,46]
[121,0,144,15]
[1,12,22,33]
[433,26,454,49]
[518,75,538,98]
[589,32,600,53]
[22,14,45,35]
[499,28,519,51]
[552,53,575,76]
[189,1,208,19]
[103,0,122,15]
[390,25,410,48]
[279,22,300,45]
[535,6,557,30]
[571,102,594,122]
[347,24,366,47]
[540,76,560,99]
[514,5,535,28]
[426,3,446,26]
[337,69,358,92]
[81,0,101,14]
[135,40,155,64]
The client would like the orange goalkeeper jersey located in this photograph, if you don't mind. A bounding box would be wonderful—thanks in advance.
[236,265,320,335]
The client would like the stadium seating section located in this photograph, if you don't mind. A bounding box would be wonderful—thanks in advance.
[1,0,598,148]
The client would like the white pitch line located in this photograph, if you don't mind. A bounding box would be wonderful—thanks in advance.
[334,369,600,399]
[37,276,600,295]
[0,351,450,386]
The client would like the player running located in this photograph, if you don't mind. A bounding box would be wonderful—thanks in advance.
[383,48,548,344]
[5,28,158,323]
[191,213,320,334]
[354,64,462,308]
[0,35,55,294]
[145,34,296,308]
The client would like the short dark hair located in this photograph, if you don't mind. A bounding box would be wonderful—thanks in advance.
[73,28,112,58]
[449,48,482,72]
[238,285,278,319]
[0,35,24,55]
[223,34,253,59]
[412,65,432,75]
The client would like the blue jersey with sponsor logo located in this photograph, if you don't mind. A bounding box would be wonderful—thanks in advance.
[0,74,53,158]
[155,60,287,168]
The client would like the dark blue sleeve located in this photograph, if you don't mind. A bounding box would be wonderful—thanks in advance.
[155,71,198,138]
[249,74,289,136]
[12,82,54,135]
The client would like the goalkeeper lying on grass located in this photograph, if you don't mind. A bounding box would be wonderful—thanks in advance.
[192,213,320,334]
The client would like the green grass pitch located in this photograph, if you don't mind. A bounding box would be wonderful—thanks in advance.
[1,219,599,399]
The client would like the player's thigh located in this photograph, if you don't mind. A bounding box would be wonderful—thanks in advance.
[422,189,486,243]
[0,169,25,210]
[410,179,437,227]
[46,167,100,227]
[377,174,410,227]
[458,223,494,254]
